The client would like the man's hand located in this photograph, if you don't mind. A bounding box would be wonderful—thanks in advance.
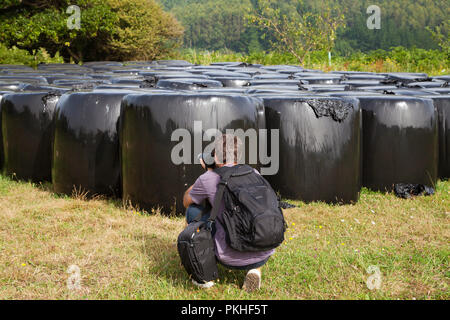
[200,158,206,170]
[183,185,194,209]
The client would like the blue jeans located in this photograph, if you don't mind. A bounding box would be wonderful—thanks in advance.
[185,204,216,236]
[185,204,269,271]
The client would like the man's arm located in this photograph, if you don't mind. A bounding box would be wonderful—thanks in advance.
[184,175,208,209]
[183,185,194,209]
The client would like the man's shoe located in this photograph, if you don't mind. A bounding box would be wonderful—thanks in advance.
[242,268,261,292]
[192,279,215,289]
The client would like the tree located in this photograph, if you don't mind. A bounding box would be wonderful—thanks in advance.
[247,0,345,64]
[170,0,256,52]
[106,0,184,61]
[0,0,184,62]
[427,19,450,54]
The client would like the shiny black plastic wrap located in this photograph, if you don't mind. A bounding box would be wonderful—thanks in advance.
[213,78,251,87]
[429,88,450,95]
[421,95,450,179]
[354,95,438,190]
[120,93,265,214]
[341,80,383,88]
[156,78,223,90]
[0,76,48,84]
[52,90,138,197]
[1,91,60,181]
[0,91,13,170]
[381,89,439,96]
[260,96,362,204]
[249,79,304,86]
[407,81,446,89]
[296,76,342,84]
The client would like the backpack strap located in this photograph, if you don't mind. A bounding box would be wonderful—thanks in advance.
[207,166,235,229]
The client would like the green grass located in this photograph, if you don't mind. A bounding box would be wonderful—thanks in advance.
[0,175,448,300]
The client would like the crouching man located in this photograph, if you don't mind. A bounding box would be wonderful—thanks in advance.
[183,134,275,292]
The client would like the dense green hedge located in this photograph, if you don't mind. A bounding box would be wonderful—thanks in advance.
[172,46,449,76]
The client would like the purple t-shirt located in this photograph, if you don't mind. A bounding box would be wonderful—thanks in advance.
[189,166,275,267]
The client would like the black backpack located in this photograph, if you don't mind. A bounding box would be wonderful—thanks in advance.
[177,216,219,284]
[211,164,287,252]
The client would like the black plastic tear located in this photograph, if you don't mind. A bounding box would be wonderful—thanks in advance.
[394,184,435,199]
[306,99,354,122]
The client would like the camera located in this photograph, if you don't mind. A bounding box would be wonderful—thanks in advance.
[197,151,216,170]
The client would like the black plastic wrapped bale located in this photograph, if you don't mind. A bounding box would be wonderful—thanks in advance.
[428,88,450,95]
[296,76,342,85]
[45,76,93,84]
[341,80,383,88]
[355,95,437,190]
[294,72,328,78]
[253,74,292,80]
[0,65,34,71]
[324,91,385,98]
[262,65,303,73]
[156,78,223,90]
[407,81,446,89]
[155,60,193,67]
[1,91,60,181]
[260,96,362,204]
[53,79,109,87]
[52,90,138,197]
[226,67,267,77]
[249,79,304,86]
[196,88,249,95]
[421,95,450,179]
[344,74,387,81]
[246,86,304,94]
[433,75,450,82]
[0,82,27,91]
[300,84,350,93]
[212,78,251,87]
[202,71,250,78]
[109,78,145,85]
[0,76,48,85]
[383,73,430,85]
[111,70,144,76]
[0,91,13,170]
[211,62,263,68]
[19,84,70,93]
[89,74,116,80]
[95,84,141,90]
[357,85,405,92]
[381,89,439,96]
[139,71,186,77]
[120,93,265,214]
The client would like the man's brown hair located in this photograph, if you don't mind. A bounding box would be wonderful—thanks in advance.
[214,133,243,164]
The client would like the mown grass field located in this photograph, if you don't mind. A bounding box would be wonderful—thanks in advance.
[0,175,448,300]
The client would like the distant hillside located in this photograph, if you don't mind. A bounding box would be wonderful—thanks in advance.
[158,0,449,54]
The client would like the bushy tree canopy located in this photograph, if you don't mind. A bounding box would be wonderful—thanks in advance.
[0,0,184,62]
[108,0,184,61]
[247,0,345,63]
